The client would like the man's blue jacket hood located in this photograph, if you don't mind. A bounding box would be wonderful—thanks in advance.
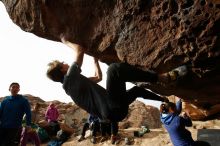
[161,113,175,125]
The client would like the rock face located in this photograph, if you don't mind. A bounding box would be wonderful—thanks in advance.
[1,0,220,119]
[28,96,160,129]
[120,100,161,129]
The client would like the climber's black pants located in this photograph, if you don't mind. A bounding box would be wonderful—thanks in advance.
[106,63,164,122]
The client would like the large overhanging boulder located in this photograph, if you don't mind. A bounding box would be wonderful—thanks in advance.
[1,0,220,120]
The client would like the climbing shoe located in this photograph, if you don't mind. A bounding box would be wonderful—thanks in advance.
[167,65,188,82]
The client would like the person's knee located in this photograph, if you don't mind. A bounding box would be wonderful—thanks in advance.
[107,63,127,79]
[107,63,120,76]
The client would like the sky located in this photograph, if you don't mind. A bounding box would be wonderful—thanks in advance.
[0,3,161,108]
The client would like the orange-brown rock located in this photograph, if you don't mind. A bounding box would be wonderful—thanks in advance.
[168,95,220,121]
[1,0,220,120]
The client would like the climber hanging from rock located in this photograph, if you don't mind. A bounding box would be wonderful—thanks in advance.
[46,33,188,123]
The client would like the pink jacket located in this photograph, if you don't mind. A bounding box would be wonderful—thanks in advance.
[45,103,59,123]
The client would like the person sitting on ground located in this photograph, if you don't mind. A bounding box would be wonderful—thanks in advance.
[45,102,59,123]
[46,33,188,125]
[23,103,40,126]
[78,114,100,144]
[45,102,60,136]
[20,103,41,146]
[31,103,40,124]
[160,97,210,146]
[20,120,41,146]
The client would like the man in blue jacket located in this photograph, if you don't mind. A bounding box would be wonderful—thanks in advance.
[160,98,194,146]
[0,82,32,146]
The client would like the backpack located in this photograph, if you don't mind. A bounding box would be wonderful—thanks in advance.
[37,127,49,142]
